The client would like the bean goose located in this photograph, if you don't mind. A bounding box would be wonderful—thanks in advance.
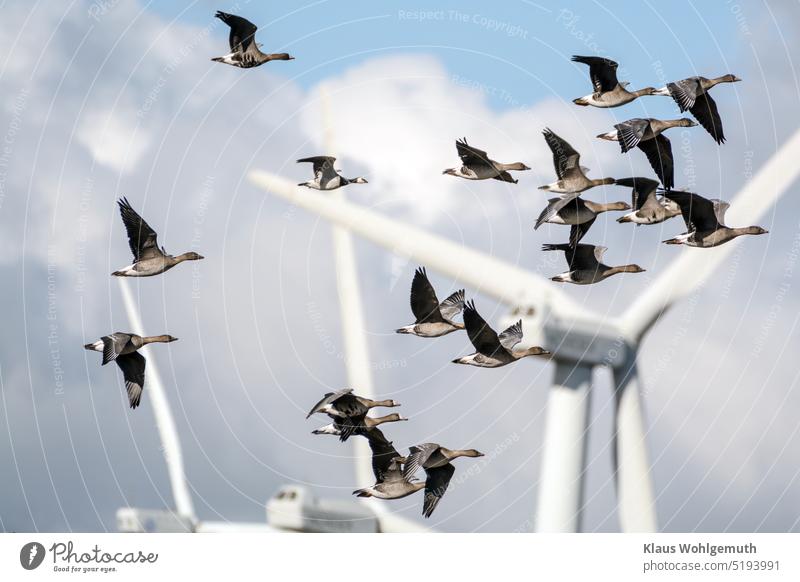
[443,138,530,183]
[452,300,549,368]
[571,56,657,108]
[306,389,400,441]
[654,75,740,144]
[396,267,465,337]
[543,243,645,284]
[615,177,681,225]
[112,198,204,277]
[597,118,697,189]
[402,442,484,518]
[352,429,425,500]
[662,191,767,248]
[297,156,367,190]
[538,128,615,193]
[311,413,407,440]
[535,196,630,246]
[212,11,293,68]
[84,333,178,409]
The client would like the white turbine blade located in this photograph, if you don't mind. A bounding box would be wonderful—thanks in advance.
[621,127,800,342]
[118,278,196,524]
[248,170,588,320]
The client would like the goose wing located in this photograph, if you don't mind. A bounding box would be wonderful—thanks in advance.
[534,195,579,230]
[498,320,523,350]
[462,300,502,357]
[297,156,338,183]
[305,388,353,418]
[117,198,162,262]
[637,134,674,189]
[667,77,701,112]
[690,92,725,144]
[215,11,258,53]
[403,443,440,481]
[366,429,404,483]
[614,118,650,153]
[422,463,456,518]
[663,191,721,233]
[569,216,596,246]
[542,243,601,270]
[115,351,145,409]
[543,128,581,180]
[614,177,659,211]
[571,55,619,93]
[438,289,465,322]
[100,333,132,366]
[456,138,492,169]
[712,199,730,224]
[409,267,444,323]
[492,170,518,184]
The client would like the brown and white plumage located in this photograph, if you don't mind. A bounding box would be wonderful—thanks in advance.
[396,267,465,337]
[212,11,293,68]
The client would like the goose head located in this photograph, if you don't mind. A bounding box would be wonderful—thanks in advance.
[724,74,742,83]
[679,118,698,128]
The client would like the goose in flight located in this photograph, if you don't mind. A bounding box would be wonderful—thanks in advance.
[542,243,645,285]
[212,11,293,68]
[352,430,425,501]
[312,413,407,440]
[452,300,550,368]
[297,156,367,190]
[538,128,615,193]
[112,198,204,277]
[396,267,465,337]
[443,138,530,183]
[402,442,484,518]
[84,333,178,409]
[535,196,630,246]
[654,74,740,144]
[662,191,767,248]
[306,389,400,441]
[615,177,681,225]
[597,118,697,189]
[571,56,657,108]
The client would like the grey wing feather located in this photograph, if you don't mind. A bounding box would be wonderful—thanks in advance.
[306,388,352,418]
[534,195,578,229]
[402,443,439,481]
[422,463,456,518]
[498,320,523,350]
[615,119,649,153]
[438,289,465,322]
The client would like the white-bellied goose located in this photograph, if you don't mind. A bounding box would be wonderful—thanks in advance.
[297,156,367,190]
[352,429,425,500]
[662,191,767,248]
[396,267,465,337]
[306,389,400,441]
[84,333,178,409]
[312,413,407,440]
[615,177,681,225]
[212,11,293,68]
[538,128,615,193]
[571,56,657,108]
[452,300,549,368]
[535,196,630,246]
[542,243,645,284]
[597,118,697,189]
[443,138,530,183]
[401,442,484,518]
[112,198,204,277]
[654,75,740,144]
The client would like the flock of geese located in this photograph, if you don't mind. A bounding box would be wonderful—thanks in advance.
[80,11,767,519]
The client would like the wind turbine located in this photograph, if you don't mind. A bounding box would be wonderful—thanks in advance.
[250,126,800,532]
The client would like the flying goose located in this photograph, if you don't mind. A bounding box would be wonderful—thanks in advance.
[535,196,630,246]
[312,413,407,440]
[452,300,550,368]
[654,75,741,144]
[306,389,400,441]
[538,128,615,193]
[112,198,204,277]
[597,118,698,189]
[615,177,681,225]
[571,56,657,108]
[352,430,425,501]
[84,333,178,409]
[662,191,767,248]
[542,243,645,284]
[443,138,530,183]
[401,442,484,518]
[396,267,465,337]
[212,11,293,68]
[297,156,367,190]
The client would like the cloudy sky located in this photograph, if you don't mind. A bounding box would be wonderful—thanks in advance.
[0,0,798,533]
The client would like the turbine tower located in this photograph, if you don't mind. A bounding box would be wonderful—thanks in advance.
[250,126,800,532]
